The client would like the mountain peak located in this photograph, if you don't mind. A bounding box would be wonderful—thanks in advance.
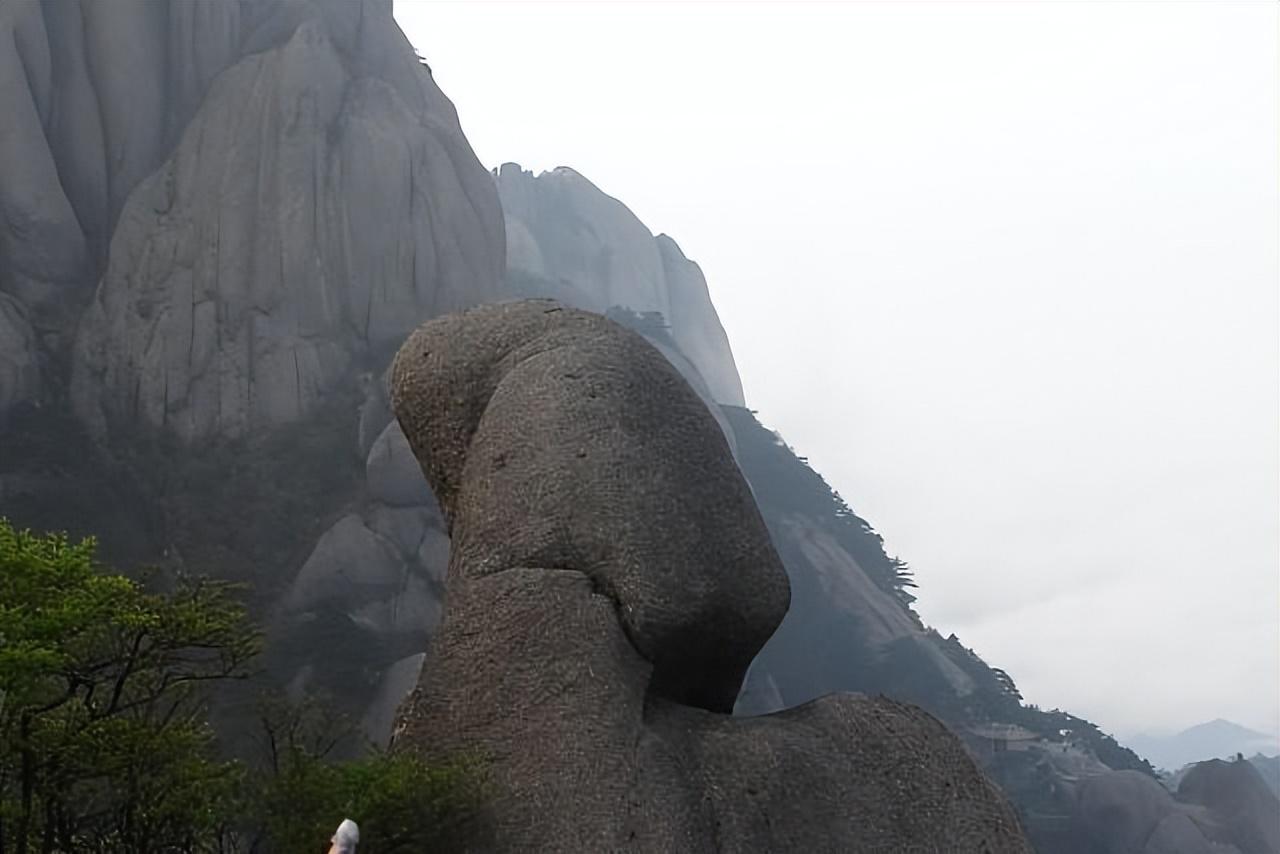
[1179,719,1273,739]
[1129,719,1280,772]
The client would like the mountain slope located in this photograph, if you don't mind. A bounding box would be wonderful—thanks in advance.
[1,7,1254,851]
[497,162,745,406]
[0,0,503,747]
[1,0,503,440]
[1131,720,1280,772]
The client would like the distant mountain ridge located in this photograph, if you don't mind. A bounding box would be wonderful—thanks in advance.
[1,4,1269,852]
[496,163,746,407]
[1131,719,1280,772]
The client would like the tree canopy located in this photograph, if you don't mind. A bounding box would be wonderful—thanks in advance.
[0,519,483,853]
[1,518,256,851]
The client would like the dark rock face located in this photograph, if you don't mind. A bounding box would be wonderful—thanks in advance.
[1177,759,1280,854]
[390,300,1028,852]
[1074,762,1280,854]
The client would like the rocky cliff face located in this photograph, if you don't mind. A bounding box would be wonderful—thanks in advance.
[0,0,502,747]
[497,162,746,407]
[0,0,503,440]
[2,6,1245,851]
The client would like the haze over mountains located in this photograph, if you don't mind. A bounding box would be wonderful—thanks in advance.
[1129,720,1280,774]
[398,1,1280,741]
[1,2,1276,852]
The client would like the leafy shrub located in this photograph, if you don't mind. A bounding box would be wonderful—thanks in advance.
[1,520,485,853]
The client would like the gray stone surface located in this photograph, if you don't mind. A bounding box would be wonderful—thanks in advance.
[1177,759,1280,854]
[348,574,440,637]
[0,294,39,417]
[1073,767,1273,854]
[362,652,428,748]
[356,371,394,460]
[0,1,97,320]
[389,301,1028,852]
[8,0,507,442]
[364,503,432,559]
[655,233,748,409]
[1,1,505,771]
[367,421,435,507]
[643,334,739,459]
[392,300,785,711]
[739,514,974,714]
[496,163,746,407]
[284,514,406,613]
[1079,771,1184,853]
[1145,813,1216,854]
[283,510,444,643]
[416,528,451,586]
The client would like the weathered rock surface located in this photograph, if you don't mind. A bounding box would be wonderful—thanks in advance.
[284,513,405,613]
[1074,763,1280,854]
[1177,759,1280,854]
[0,0,98,321]
[739,513,974,714]
[0,294,39,416]
[0,0,503,437]
[362,652,427,747]
[496,163,745,407]
[367,421,437,507]
[68,3,503,441]
[390,300,1028,852]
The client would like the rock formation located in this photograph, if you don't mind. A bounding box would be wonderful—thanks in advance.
[4,5,1250,850]
[1075,760,1280,854]
[1176,759,1280,854]
[496,162,745,407]
[0,0,502,742]
[389,300,1028,852]
[0,0,503,440]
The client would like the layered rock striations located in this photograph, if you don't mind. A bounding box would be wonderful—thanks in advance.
[0,0,502,743]
[0,0,504,439]
[389,300,1029,852]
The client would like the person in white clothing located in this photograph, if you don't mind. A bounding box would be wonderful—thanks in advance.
[327,819,359,854]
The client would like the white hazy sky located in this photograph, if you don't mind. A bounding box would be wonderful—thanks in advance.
[394,1,1279,739]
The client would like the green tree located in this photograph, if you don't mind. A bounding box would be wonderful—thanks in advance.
[0,518,257,852]
[1,520,487,852]
[244,695,487,852]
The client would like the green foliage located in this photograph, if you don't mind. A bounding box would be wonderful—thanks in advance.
[252,748,484,852]
[241,695,487,853]
[723,406,918,606]
[720,407,1155,794]
[1,520,486,852]
[0,518,257,852]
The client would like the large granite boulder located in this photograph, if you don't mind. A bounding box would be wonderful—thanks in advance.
[1074,762,1280,854]
[389,300,1028,852]
[1177,759,1280,854]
